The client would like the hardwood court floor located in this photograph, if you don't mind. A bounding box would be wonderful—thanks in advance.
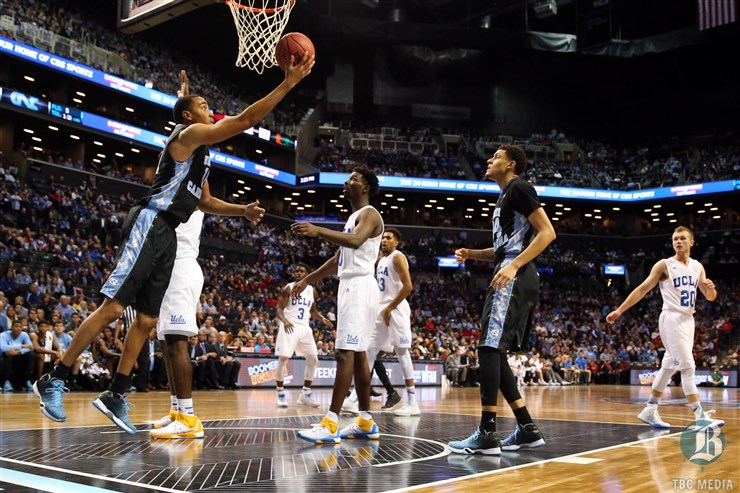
[1,384,737,492]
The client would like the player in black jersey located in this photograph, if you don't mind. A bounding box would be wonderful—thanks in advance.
[34,57,315,431]
[448,144,556,455]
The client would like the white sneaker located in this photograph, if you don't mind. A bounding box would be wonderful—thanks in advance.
[150,413,204,439]
[637,405,671,429]
[277,394,288,408]
[687,409,725,430]
[341,397,359,414]
[297,417,341,444]
[152,410,177,429]
[297,393,320,408]
[339,417,380,439]
[393,403,421,416]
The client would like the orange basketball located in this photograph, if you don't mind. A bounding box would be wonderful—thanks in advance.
[275,32,315,71]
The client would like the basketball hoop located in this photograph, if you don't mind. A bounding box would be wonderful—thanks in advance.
[226,0,296,74]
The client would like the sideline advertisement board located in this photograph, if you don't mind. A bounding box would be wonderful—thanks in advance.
[235,355,443,387]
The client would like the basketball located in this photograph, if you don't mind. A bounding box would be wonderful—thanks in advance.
[275,32,315,71]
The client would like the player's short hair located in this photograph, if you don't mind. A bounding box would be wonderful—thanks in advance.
[385,227,402,242]
[673,226,694,239]
[296,262,312,272]
[173,95,201,124]
[499,144,528,175]
[353,166,379,196]
[38,319,50,327]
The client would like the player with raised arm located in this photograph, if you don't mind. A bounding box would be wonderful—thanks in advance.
[275,263,333,408]
[606,226,723,429]
[291,167,384,444]
[34,59,314,431]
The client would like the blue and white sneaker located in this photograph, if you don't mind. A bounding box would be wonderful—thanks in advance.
[448,427,501,455]
[33,374,68,422]
[339,417,380,440]
[92,390,136,434]
[501,423,546,450]
[637,405,671,429]
[297,417,341,444]
[3,380,13,393]
[277,394,288,408]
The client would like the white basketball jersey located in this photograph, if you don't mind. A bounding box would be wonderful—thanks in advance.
[338,205,383,279]
[659,257,702,315]
[175,210,204,260]
[283,282,314,328]
[376,250,409,307]
[42,330,53,362]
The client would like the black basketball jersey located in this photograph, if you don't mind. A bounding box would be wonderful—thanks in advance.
[140,124,211,224]
[491,177,541,264]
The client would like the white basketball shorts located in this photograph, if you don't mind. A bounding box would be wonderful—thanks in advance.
[658,310,696,370]
[370,300,411,352]
[156,258,203,339]
[336,275,379,352]
[275,321,318,358]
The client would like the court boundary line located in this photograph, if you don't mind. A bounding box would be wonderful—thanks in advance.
[0,457,182,493]
[380,431,684,493]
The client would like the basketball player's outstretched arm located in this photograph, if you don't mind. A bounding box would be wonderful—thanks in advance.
[292,252,339,298]
[309,288,333,328]
[177,69,189,98]
[697,265,717,301]
[291,208,382,249]
[176,55,314,148]
[606,260,666,324]
[197,181,264,224]
[455,247,495,263]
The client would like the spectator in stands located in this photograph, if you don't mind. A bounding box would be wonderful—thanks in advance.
[444,347,464,386]
[1,320,36,392]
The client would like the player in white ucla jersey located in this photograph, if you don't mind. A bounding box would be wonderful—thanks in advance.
[274,263,333,408]
[291,167,384,444]
[150,209,205,439]
[607,226,722,429]
[362,228,419,416]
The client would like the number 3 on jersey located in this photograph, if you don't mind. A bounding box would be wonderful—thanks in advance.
[378,277,385,292]
[297,307,305,320]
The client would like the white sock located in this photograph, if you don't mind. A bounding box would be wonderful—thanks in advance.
[170,395,178,412]
[277,386,285,396]
[178,398,195,416]
[647,395,659,405]
[326,411,338,423]
[359,411,372,421]
[302,386,311,396]
[406,386,417,406]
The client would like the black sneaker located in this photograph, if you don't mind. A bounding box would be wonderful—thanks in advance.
[370,388,382,397]
[501,423,546,450]
[92,390,136,434]
[381,390,401,409]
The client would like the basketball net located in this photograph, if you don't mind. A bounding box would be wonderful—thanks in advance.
[226,0,295,74]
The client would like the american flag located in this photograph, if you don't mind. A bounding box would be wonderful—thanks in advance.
[698,0,738,30]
